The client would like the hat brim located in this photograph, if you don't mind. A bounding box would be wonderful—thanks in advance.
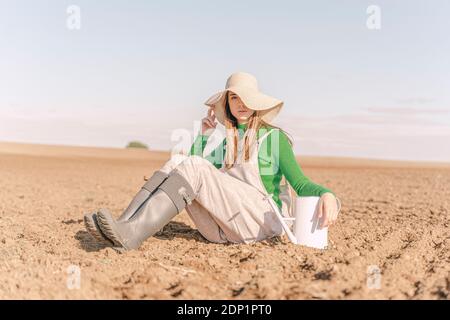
[204,87,283,126]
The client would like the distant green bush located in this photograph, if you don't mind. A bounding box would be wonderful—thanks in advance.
[126,141,149,149]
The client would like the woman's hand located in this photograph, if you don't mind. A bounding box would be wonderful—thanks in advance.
[317,192,340,229]
[201,107,217,135]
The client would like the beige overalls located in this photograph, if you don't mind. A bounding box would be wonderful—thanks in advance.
[158,129,292,244]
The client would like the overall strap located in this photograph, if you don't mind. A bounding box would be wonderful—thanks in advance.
[257,128,275,145]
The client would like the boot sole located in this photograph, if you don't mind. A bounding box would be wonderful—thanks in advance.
[96,209,131,251]
[84,213,115,246]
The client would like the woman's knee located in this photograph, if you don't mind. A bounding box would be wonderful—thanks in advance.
[174,155,214,183]
[169,153,189,166]
[182,155,211,168]
[163,153,208,169]
[159,153,189,173]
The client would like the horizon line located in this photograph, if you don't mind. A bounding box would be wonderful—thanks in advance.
[1,139,450,167]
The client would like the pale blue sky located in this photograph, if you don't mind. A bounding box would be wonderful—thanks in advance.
[1,0,449,161]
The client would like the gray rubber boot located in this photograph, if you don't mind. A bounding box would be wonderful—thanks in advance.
[84,170,169,244]
[84,212,114,246]
[96,170,196,251]
[117,170,169,222]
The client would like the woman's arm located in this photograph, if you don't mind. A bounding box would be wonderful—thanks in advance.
[276,130,335,197]
[271,129,340,229]
[189,133,209,156]
[189,133,226,169]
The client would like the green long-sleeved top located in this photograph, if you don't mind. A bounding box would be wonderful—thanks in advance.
[189,122,335,209]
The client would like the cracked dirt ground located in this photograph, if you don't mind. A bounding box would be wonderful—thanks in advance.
[0,142,449,299]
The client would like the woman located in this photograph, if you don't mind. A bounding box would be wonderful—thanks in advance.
[84,72,340,252]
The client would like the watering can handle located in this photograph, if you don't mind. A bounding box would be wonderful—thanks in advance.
[264,194,298,244]
[336,196,342,215]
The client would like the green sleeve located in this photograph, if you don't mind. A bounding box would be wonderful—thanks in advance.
[189,133,226,169]
[189,134,209,156]
[276,130,335,197]
[205,140,226,169]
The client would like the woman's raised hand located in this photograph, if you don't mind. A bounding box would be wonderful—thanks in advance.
[201,107,217,135]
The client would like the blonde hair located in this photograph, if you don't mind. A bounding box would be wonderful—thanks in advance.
[223,91,293,169]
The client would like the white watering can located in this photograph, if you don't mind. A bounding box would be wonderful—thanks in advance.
[266,189,341,249]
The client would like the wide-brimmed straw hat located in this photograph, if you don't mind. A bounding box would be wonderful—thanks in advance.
[204,72,283,125]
